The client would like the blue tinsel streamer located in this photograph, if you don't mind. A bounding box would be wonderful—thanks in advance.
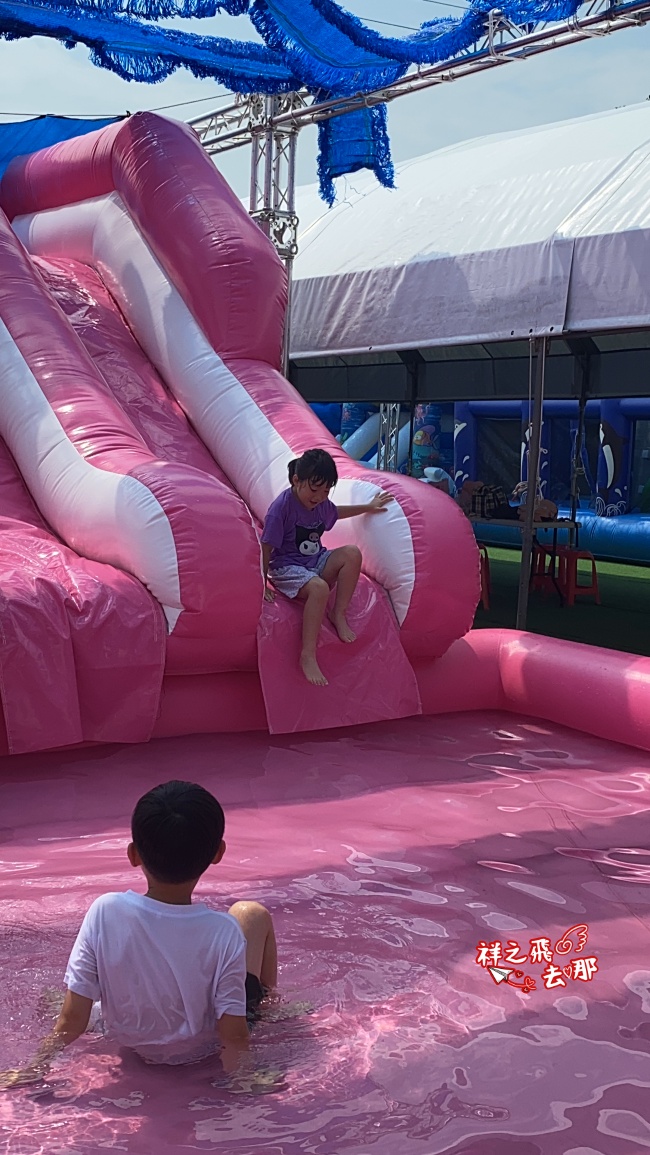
[310,0,484,65]
[318,103,394,205]
[0,0,616,202]
[250,0,406,96]
[0,0,297,87]
[308,0,587,64]
[249,0,405,202]
[69,0,250,19]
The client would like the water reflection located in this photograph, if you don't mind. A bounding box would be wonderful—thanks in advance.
[2,710,650,1152]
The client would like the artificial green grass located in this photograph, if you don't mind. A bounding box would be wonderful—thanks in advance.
[474,547,650,657]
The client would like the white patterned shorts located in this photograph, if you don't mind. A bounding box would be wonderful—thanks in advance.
[269,550,332,599]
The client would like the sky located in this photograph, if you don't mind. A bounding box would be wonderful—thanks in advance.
[0,0,649,197]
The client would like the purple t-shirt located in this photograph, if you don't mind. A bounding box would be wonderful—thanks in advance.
[262,488,338,570]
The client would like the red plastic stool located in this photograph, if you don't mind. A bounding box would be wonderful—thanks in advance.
[530,544,556,596]
[557,548,600,606]
[478,545,490,610]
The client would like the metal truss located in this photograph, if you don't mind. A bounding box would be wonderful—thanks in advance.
[249,94,305,262]
[189,0,650,269]
[376,404,402,473]
[191,0,650,147]
[190,93,267,155]
[192,92,306,262]
[266,0,650,131]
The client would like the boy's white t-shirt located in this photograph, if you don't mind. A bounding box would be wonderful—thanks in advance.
[65,890,247,1064]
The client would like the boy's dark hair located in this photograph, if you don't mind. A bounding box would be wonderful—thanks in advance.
[131,780,225,885]
[288,448,338,488]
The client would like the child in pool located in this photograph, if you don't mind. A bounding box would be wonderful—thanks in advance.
[261,448,392,686]
[0,781,277,1086]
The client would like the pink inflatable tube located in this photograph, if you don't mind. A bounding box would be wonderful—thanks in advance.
[0,210,262,671]
[0,628,647,755]
[0,437,166,756]
[145,629,650,753]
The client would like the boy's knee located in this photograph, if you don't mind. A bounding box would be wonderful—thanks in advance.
[229,900,273,928]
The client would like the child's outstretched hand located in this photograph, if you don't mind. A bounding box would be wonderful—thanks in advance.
[0,1065,45,1090]
[222,1065,287,1095]
[264,586,276,603]
[367,491,393,514]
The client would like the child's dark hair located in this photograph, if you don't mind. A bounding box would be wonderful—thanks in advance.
[131,780,225,885]
[288,448,338,488]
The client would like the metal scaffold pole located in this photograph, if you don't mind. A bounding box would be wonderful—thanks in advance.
[516,337,547,631]
[248,95,301,373]
[376,404,403,473]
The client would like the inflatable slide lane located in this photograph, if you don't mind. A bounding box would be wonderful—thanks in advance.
[0,113,479,750]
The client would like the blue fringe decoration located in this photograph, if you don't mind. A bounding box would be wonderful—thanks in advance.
[309,0,588,65]
[1,0,628,202]
[249,0,404,202]
[250,0,405,96]
[310,0,484,65]
[318,103,394,206]
[0,0,297,88]
[71,0,250,19]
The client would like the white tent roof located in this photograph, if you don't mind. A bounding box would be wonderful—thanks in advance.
[290,103,650,358]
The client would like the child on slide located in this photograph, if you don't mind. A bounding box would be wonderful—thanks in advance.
[261,448,392,686]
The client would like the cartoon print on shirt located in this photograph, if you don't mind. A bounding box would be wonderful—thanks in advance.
[296,523,325,557]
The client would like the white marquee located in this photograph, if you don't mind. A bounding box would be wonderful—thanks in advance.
[290,102,650,358]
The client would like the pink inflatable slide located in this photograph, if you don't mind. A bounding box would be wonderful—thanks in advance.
[0,113,479,754]
[2,111,650,760]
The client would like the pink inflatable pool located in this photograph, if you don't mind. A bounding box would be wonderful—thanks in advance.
[3,711,650,1153]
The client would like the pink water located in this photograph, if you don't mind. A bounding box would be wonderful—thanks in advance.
[2,711,650,1155]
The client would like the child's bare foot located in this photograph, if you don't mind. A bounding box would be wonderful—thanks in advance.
[301,653,328,686]
[328,612,356,643]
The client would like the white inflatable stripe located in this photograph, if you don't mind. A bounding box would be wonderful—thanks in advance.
[14,194,416,624]
[0,316,182,631]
